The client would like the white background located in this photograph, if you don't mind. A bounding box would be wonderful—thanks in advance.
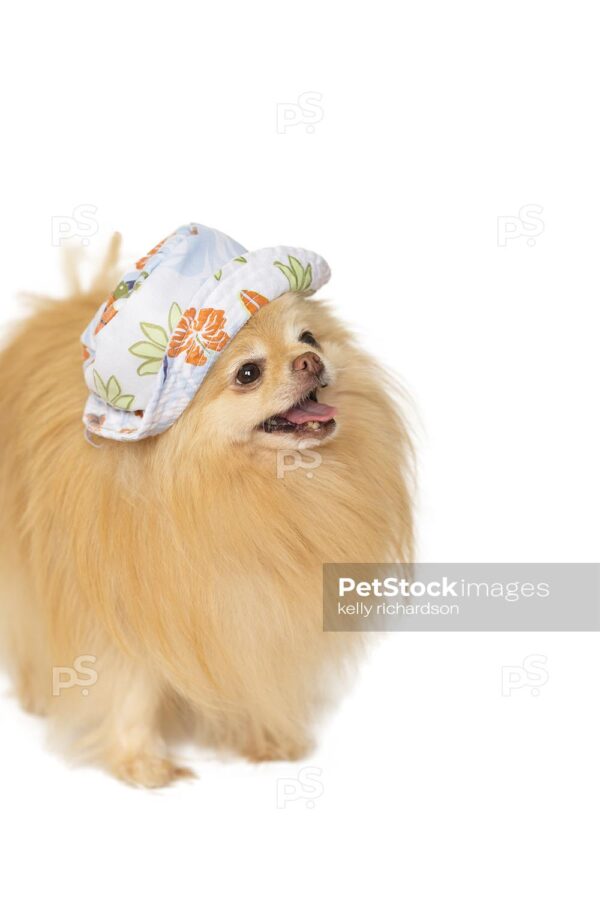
[1,2,598,898]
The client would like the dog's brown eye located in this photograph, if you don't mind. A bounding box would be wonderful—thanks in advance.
[236,363,261,385]
[300,331,318,347]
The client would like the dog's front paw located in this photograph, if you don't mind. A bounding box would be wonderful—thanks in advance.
[244,735,314,763]
[114,754,196,789]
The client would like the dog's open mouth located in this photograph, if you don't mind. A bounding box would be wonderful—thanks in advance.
[260,389,337,436]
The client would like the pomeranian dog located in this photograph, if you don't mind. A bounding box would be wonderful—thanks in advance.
[0,235,413,787]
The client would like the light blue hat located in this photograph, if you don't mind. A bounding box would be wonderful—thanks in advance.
[81,223,331,441]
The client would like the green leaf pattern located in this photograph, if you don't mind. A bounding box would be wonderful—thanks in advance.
[273,255,313,292]
[93,370,135,410]
[128,302,183,376]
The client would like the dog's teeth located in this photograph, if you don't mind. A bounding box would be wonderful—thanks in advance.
[305,421,320,431]
[263,417,279,432]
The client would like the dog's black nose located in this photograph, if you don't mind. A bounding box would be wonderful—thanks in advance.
[292,351,323,377]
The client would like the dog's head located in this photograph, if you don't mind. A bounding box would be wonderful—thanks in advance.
[181,293,345,451]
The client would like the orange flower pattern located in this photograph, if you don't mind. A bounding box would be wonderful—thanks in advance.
[94,298,118,334]
[167,307,230,367]
[135,236,168,271]
[239,289,269,315]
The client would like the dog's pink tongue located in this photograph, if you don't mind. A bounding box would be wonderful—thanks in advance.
[282,398,337,424]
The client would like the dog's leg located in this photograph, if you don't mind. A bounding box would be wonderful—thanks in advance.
[241,727,314,763]
[104,664,195,788]
[231,705,314,762]
[65,653,195,789]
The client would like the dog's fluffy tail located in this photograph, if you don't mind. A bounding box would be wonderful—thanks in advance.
[62,231,123,304]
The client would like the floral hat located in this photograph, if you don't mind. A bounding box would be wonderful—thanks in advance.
[81,223,331,441]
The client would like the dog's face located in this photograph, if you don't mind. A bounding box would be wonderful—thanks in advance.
[185,293,344,451]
